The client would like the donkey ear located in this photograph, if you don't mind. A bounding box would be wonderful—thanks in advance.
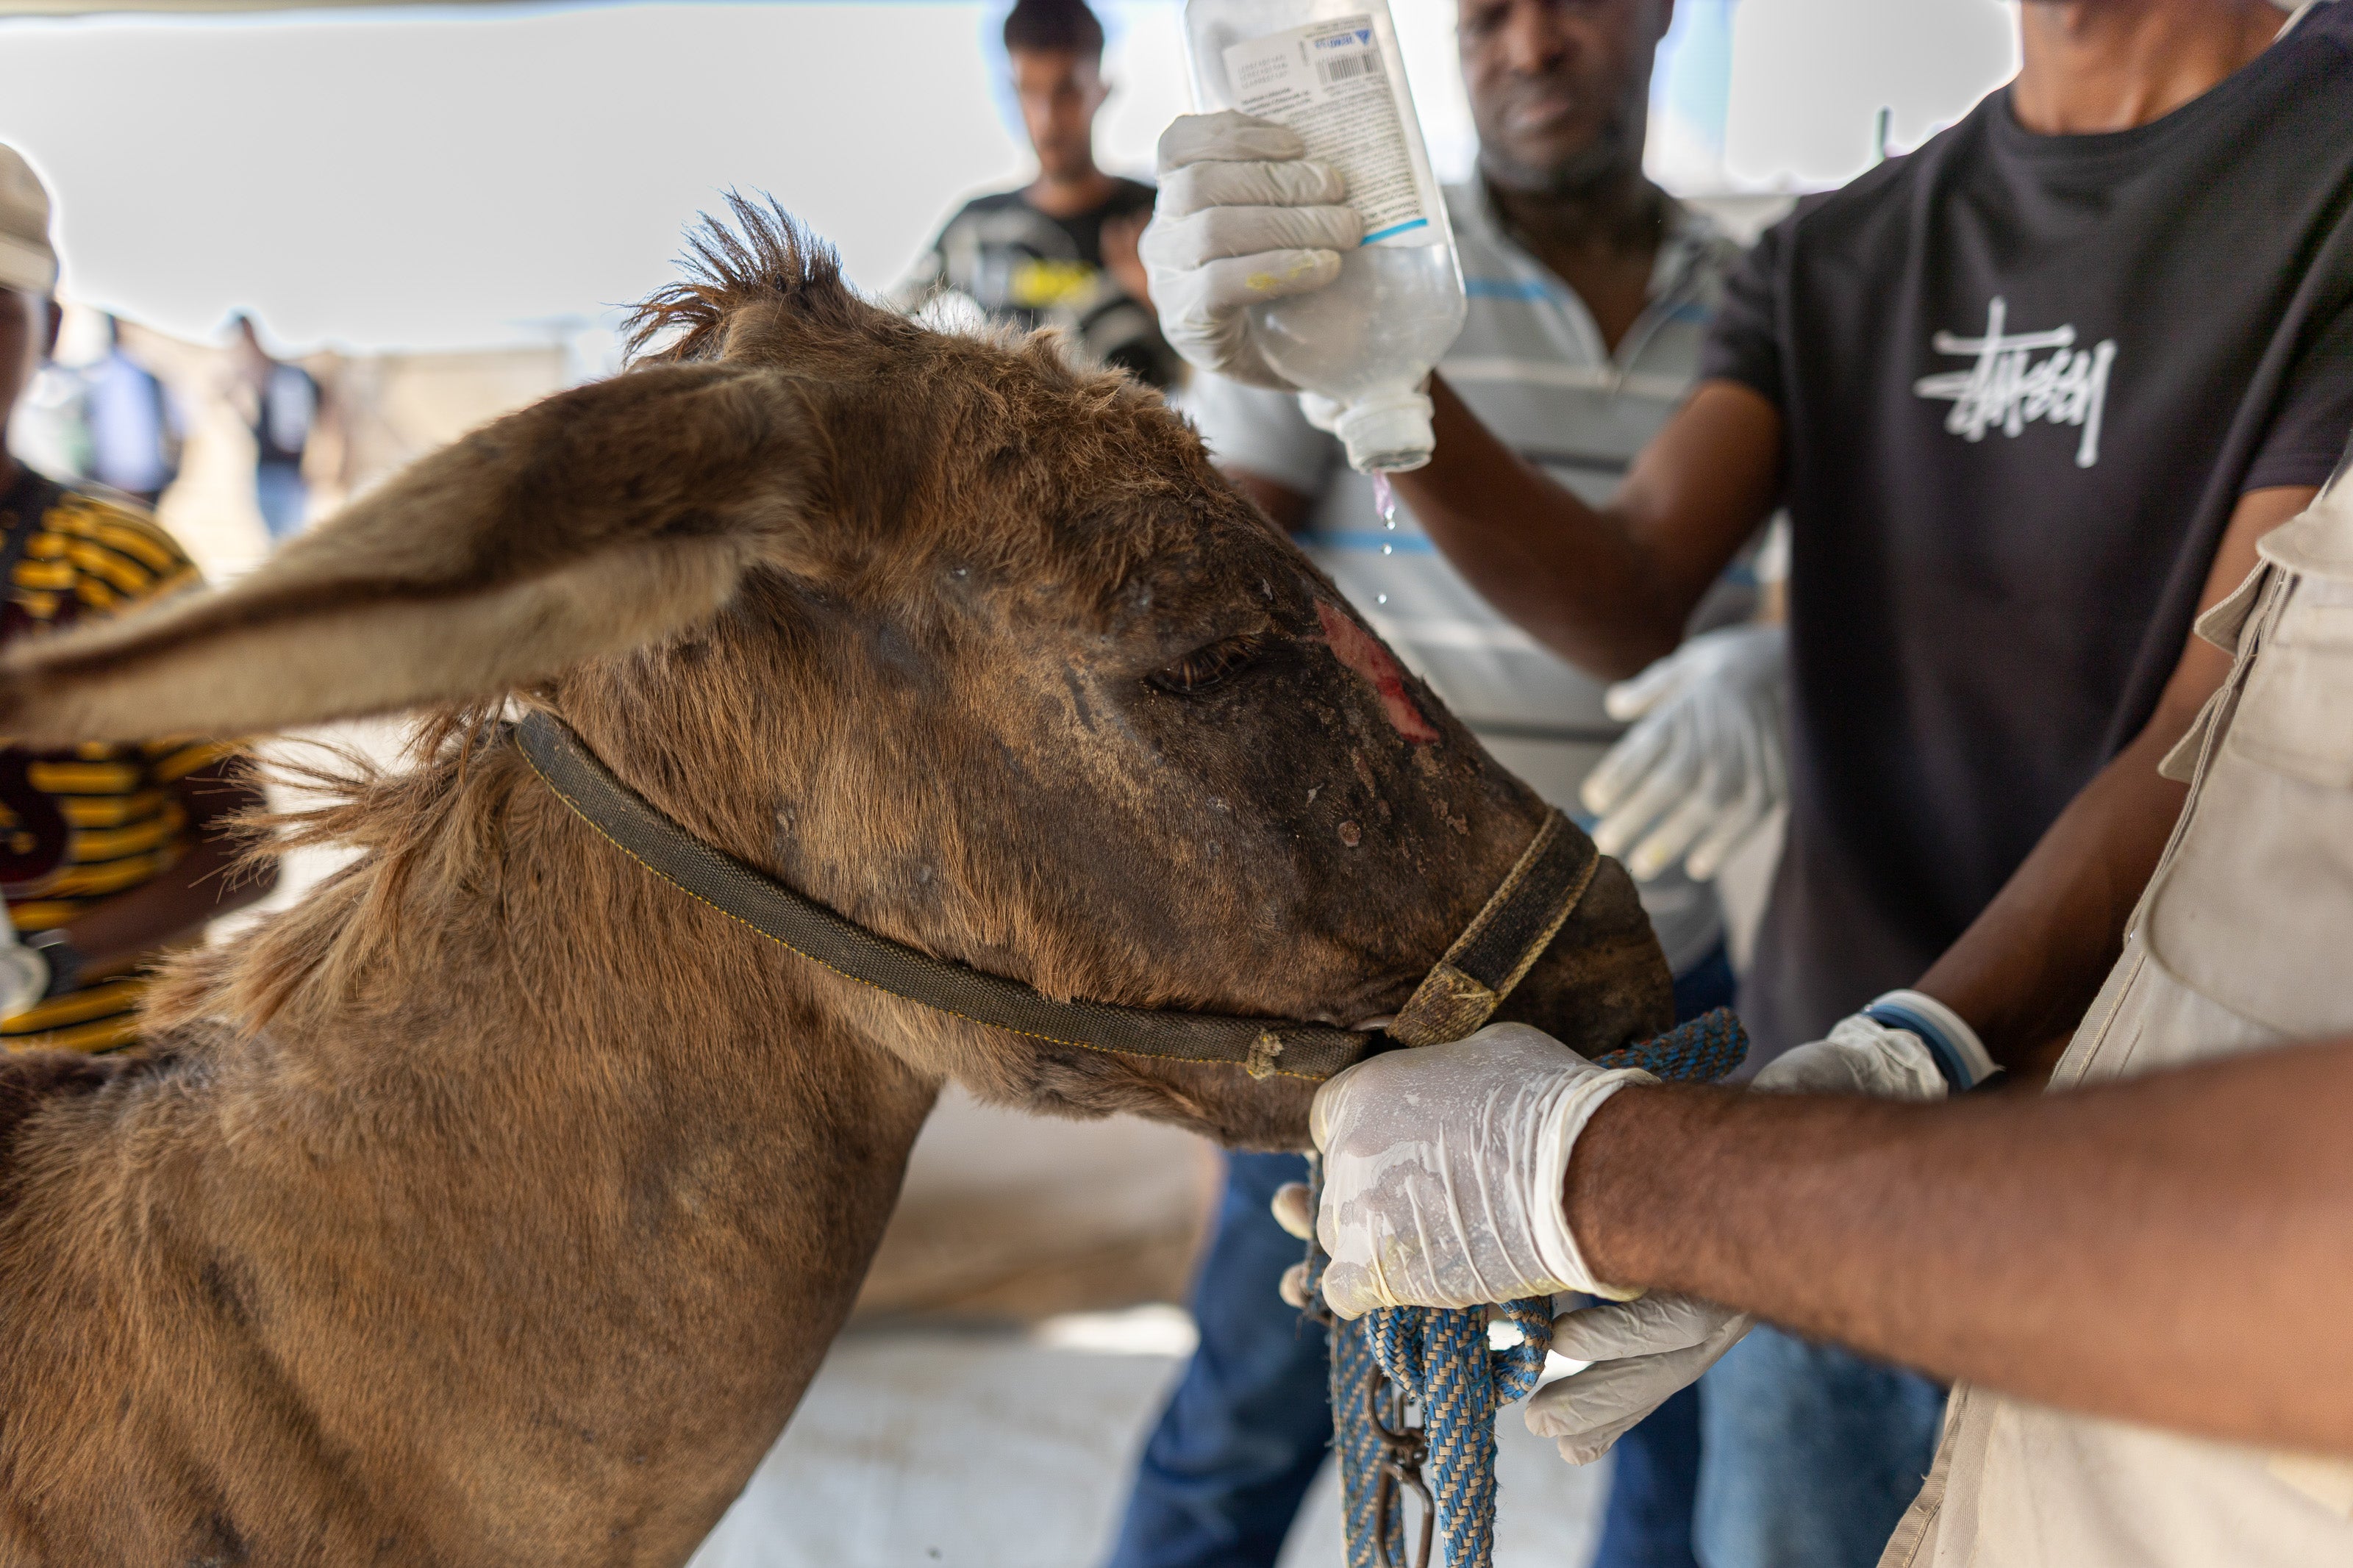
[0,364,821,745]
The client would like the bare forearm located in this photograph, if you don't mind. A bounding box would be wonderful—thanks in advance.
[1917,726,2188,1072]
[1571,1044,2353,1453]
[1390,378,1781,680]
[1392,379,1674,674]
[1227,469,1313,533]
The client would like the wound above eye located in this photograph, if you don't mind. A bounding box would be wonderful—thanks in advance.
[1315,601,1438,745]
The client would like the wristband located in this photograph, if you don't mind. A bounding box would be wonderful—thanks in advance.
[1863,989,1999,1092]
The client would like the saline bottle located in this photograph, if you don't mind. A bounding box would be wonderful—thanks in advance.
[1179,0,1467,473]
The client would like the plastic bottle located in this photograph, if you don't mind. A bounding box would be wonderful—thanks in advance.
[1181,0,1466,473]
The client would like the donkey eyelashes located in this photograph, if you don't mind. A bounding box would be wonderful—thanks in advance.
[1148,631,1269,697]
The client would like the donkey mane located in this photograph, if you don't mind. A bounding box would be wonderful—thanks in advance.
[0,723,505,1157]
[619,197,1246,614]
[624,195,875,365]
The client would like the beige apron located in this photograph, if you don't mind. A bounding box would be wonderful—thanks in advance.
[1882,472,2353,1567]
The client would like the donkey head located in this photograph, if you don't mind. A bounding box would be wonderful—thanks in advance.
[0,204,1667,1147]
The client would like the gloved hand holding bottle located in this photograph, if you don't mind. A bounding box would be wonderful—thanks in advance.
[1582,623,1789,884]
[1286,994,1998,1464]
[1138,112,1358,391]
[1148,0,1468,473]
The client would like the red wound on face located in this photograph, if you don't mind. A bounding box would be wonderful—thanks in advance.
[1316,601,1439,745]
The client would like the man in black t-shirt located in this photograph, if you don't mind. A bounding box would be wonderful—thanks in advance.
[1139,1,2353,1564]
[896,0,1179,387]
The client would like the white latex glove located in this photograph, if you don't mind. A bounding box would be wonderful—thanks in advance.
[1515,989,1994,1463]
[0,918,47,1020]
[1582,623,1788,883]
[1754,989,1996,1100]
[1526,1295,1754,1464]
[1137,111,1360,390]
[1302,1022,1654,1319]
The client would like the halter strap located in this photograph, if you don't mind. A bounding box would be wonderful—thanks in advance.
[513,709,1602,1083]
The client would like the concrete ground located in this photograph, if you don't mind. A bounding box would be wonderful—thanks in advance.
[688,1311,1612,1568]
[702,1095,1615,1568]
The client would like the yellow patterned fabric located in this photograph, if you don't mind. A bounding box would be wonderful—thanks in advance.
[0,471,216,1053]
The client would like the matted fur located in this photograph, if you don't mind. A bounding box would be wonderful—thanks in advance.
[0,204,1670,1566]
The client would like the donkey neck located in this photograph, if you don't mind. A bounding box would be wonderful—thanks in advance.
[274,744,943,1556]
[6,736,940,1566]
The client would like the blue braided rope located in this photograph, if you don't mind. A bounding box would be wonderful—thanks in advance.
[1318,1007,1749,1568]
[1327,1293,1403,1568]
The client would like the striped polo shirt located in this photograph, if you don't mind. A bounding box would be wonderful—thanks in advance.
[0,468,226,1053]
[1181,183,1746,973]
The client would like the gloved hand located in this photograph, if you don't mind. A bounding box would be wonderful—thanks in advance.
[1517,989,1996,1464]
[1527,1295,1753,1464]
[1137,111,1360,390]
[1754,989,1997,1100]
[1289,1022,1654,1319]
[1582,623,1788,883]
[0,919,48,1020]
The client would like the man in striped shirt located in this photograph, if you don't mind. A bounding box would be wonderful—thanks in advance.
[1104,4,1785,1566]
[0,144,276,1054]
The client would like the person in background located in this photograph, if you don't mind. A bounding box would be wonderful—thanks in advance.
[1104,3,1785,1564]
[1140,0,2353,1564]
[83,315,181,509]
[226,312,319,541]
[0,145,276,1051]
[896,0,1181,388]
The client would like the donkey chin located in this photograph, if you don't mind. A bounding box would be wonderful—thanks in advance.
[0,198,1668,1568]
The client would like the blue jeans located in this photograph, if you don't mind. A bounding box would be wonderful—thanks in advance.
[1592,1332,1945,1568]
[1104,946,1740,1568]
[1593,1381,1706,1568]
[1102,1148,1329,1568]
[1690,1328,1946,1568]
[254,461,308,540]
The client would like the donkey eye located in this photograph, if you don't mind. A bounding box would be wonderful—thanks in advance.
[1149,633,1266,696]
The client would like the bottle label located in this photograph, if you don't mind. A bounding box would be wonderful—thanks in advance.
[1221,16,1436,248]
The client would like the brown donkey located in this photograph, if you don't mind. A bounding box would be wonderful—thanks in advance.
[0,208,1667,1567]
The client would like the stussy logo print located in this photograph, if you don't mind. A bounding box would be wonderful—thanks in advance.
[1913,297,2117,469]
